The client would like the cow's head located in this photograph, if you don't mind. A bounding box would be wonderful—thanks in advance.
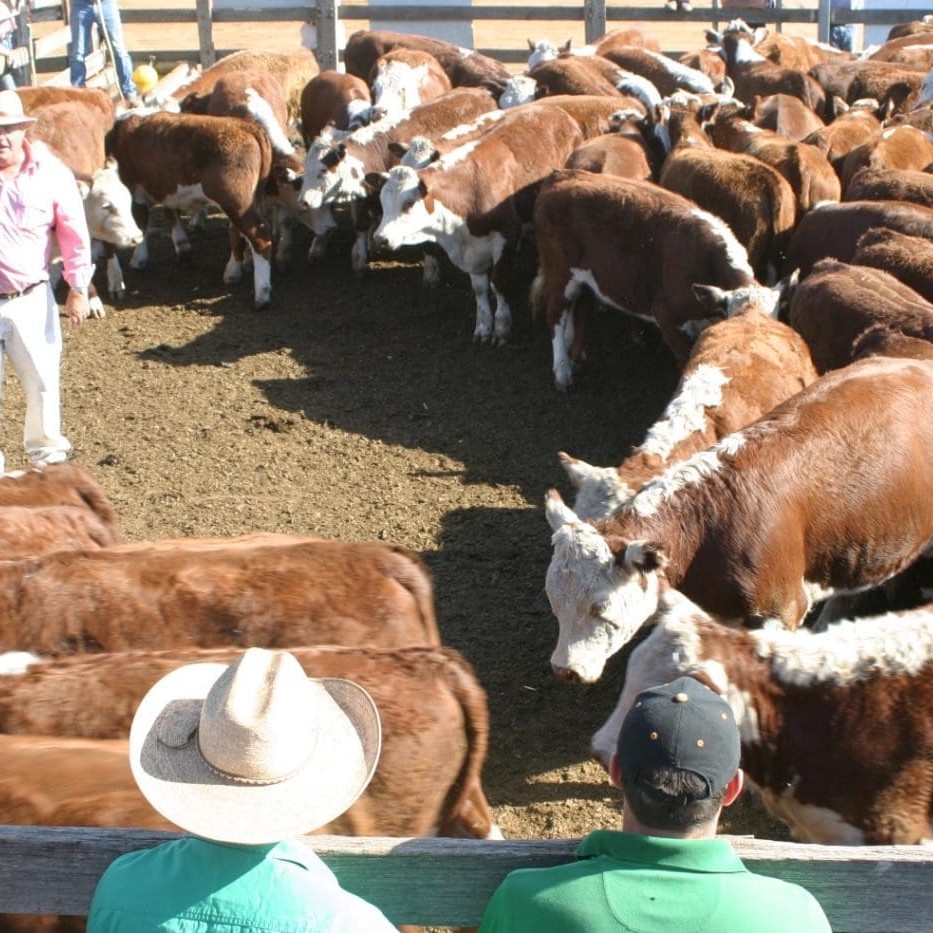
[371,165,437,251]
[558,451,636,522]
[77,158,144,249]
[692,274,797,321]
[499,75,538,109]
[544,489,666,684]
[526,38,569,72]
[371,59,430,121]
[297,137,362,210]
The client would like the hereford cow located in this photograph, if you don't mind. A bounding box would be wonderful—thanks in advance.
[0,505,118,559]
[560,301,817,521]
[600,46,718,96]
[787,258,933,371]
[544,354,933,682]
[838,124,933,193]
[17,85,114,122]
[525,27,661,71]
[343,29,511,97]
[0,462,117,530]
[105,112,279,309]
[844,164,933,208]
[851,227,933,302]
[170,47,319,124]
[0,644,498,840]
[0,534,439,656]
[527,56,629,99]
[782,199,933,278]
[371,105,585,344]
[299,70,372,146]
[591,588,933,845]
[531,169,762,388]
[748,93,825,141]
[369,48,452,120]
[802,98,885,176]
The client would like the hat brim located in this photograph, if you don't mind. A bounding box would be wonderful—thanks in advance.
[0,114,35,126]
[129,662,381,844]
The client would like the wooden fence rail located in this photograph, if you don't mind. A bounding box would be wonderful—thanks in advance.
[0,825,932,930]
[13,1,933,84]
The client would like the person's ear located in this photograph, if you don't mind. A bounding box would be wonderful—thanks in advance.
[722,769,745,808]
[609,753,623,789]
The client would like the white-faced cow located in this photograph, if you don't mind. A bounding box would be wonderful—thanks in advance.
[545,354,933,683]
[592,588,933,846]
[369,48,452,120]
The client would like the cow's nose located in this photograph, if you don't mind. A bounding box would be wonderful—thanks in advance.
[551,663,581,684]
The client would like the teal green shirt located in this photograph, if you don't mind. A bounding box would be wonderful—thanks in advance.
[87,836,396,932]
[479,831,832,933]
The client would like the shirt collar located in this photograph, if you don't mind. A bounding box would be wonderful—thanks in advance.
[576,830,748,874]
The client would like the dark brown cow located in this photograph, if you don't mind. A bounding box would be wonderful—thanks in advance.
[845,164,933,208]
[749,93,825,141]
[544,354,933,682]
[0,463,117,531]
[0,644,498,839]
[299,70,372,146]
[171,47,319,123]
[560,302,817,520]
[529,55,627,99]
[0,534,439,656]
[532,169,763,388]
[343,29,511,96]
[372,106,585,345]
[852,322,933,362]
[105,112,277,308]
[787,257,933,372]
[851,227,933,302]
[565,118,657,181]
[782,199,933,278]
[592,589,933,845]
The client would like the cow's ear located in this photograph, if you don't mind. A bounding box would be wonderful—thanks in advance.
[419,178,435,214]
[363,171,388,195]
[559,39,572,54]
[527,37,535,51]
[692,283,728,314]
[75,179,90,199]
[387,141,407,159]
[620,541,667,574]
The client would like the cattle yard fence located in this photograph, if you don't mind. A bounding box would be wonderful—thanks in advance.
[7,0,933,87]
[0,825,931,929]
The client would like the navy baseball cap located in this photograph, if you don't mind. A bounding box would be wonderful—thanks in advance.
[617,676,741,798]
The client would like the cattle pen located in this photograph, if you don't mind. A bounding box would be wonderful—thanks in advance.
[0,826,932,930]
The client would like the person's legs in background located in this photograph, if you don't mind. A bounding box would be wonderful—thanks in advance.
[97,0,136,98]
[69,0,95,87]
[830,23,855,52]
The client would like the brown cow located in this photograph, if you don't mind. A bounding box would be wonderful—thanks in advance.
[299,70,372,146]
[787,257,933,372]
[560,302,817,521]
[531,169,763,388]
[592,588,933,845]
[0,463,117,531]
[529,56,628,99]
[749,93,825,141]
[0,505,118,559]
[838,124,933,193]
[0,534,439,656]
[544,354,933,682]
[845,164,933,208]
[0,644,498,839]
[851,226,933,302]
[802,98,885,177]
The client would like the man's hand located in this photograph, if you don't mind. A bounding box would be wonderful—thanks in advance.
[64,287,90,326]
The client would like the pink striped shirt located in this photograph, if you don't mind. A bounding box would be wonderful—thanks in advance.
[0,138,94,294]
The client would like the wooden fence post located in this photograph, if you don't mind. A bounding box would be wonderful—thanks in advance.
[583,0,606,43]
[817,0,830,44]
[195,0,216,68]
[314,0,338,72]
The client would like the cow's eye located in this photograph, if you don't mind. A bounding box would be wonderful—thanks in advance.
[591,600,611,619]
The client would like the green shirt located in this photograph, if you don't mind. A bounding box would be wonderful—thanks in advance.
[87,835,396,932]
[479,831,832,933]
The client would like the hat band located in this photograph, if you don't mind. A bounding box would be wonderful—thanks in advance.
[196,731,311,787]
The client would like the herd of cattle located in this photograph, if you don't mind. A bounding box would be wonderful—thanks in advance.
[3,13,933,922]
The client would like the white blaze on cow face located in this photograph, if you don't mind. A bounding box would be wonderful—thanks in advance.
[374,165,437,250]
[544,492,664,683]
[78,160,144,249]
[499,75,538,109]
[299,140,367,210]
[559,451,636,522]
[371,61,431,119]
[526,39,561,72]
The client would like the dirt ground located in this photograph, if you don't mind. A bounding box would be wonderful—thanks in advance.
[0,195,790,847]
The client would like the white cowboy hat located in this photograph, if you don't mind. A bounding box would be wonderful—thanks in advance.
[0,90,35,127]
[129,647,381,844]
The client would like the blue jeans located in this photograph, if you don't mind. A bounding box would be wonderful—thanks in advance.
[69,0,135,97]
[830,23,855,52]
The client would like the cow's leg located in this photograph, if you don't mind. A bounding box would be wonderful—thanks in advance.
[168,209,193,261]
[226,203,273,309]
[490,241,519,345]
[308,228,333,263]
[351,198,377,276]
[422,250,441,288]
[471,272,495,342]
[351,229,369,275]
[87,283,106,319]
[273,206,294,270]
[129,202,152,270]
[550,276,583,391]
[223,223,248,284]
[105,245,127,299]
[248,240,273,309]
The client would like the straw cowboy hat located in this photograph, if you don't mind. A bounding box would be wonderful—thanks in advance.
[130,647,382,844]
[0,90,34,127]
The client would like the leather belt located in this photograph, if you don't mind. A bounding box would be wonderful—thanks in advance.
[0,281,44,301]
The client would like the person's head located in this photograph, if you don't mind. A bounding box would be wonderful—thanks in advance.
[129,647,382,844]
[610,675,743,837]
[0,89,34,170]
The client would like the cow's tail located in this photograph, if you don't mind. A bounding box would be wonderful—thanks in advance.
[385,545,442,645]
[434,647,501,839]
[245,88,296,157]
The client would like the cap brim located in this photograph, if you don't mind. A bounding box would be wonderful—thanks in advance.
[129,662,381,844]
[0,115,35,126]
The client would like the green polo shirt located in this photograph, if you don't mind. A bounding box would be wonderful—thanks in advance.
[87,835,397,932]
[479,830,831,933]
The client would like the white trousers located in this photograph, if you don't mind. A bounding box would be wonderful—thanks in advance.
[0,283,70,473]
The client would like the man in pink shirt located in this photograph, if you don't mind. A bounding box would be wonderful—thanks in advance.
[0,89,92,472]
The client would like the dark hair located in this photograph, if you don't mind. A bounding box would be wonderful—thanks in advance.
[621,766,726,832]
